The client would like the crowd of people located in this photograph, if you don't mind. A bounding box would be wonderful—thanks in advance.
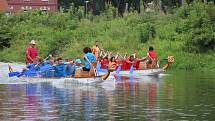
[24,40,158,78]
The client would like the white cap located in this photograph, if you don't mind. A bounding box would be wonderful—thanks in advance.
[30,40,36,45]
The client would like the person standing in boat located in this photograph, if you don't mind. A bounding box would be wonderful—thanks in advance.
[26,40,38,64]
[92,41,100,60]
[147,46,158,68]
[83,47,96,71]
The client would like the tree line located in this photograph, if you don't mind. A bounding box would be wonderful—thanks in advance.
[59,0,215,15]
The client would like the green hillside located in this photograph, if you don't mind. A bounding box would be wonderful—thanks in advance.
[0,2,215,71]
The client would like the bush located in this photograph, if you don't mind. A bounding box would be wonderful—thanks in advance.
[139,23,156,43]
[0,2,215,71]
[175,2,215,53]
[0,25,13,49]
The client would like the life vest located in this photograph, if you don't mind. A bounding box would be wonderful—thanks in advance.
[108,61,117,70]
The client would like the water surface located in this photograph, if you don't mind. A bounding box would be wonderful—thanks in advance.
[0,62,215,120]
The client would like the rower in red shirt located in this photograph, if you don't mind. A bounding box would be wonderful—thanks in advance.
[100,56,109,69]
[26,40,38,64]
[123,55,135,70]
[147,46,157,68]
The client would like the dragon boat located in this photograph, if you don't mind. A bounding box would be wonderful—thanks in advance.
[108,56,174,76]
[97,56,174,76]
[8,62,112,85]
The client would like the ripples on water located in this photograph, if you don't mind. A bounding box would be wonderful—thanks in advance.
[1,62,215,121]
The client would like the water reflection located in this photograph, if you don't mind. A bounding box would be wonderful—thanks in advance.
[0,70,215,120]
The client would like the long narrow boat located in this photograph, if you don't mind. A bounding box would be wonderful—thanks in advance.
[111,56,174,76]
[8,65,112,85]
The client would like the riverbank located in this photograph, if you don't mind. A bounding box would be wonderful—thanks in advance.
[0,2,215,71]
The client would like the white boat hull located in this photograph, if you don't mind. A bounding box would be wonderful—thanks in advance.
[12,76,104,85]
[64,77,104,85]
[114,68,164,76]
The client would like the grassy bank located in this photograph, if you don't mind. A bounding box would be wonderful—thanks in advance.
[0,2,215,71]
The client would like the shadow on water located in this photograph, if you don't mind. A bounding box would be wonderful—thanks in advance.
[1,62,215,120]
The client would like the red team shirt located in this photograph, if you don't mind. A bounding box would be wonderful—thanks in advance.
[26,47,38,64]
[148,51,157,59]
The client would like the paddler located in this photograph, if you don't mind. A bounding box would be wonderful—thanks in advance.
[108,57,117,70]
[83,47,96,72]
[146,46,158,68]
[54,57,66,77]
[23,57,39,71]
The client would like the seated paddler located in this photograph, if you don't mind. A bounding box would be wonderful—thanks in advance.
[73,59,84,77]
[65,59,74,78]
[41,56,55,77]
[54,57,66,77]
[22,57,40,76]
[108,56,117,70]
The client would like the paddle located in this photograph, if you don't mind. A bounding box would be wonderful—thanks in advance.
[116,65,121,74]
[129,65,134,74]
[8,54,53,77]
[96,63,108,74]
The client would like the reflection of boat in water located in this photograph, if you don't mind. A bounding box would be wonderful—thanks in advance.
[114,74,161,83]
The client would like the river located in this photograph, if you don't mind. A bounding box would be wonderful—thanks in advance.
[0,62,215,121]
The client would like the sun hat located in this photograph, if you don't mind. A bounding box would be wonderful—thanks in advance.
[30,40,36,45]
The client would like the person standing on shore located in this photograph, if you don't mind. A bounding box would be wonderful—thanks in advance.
[92,41,100,60]
[26,40,38,64]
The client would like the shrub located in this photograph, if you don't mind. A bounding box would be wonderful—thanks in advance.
[138,23,156,43]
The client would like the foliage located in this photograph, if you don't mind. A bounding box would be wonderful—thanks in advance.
[175,2,215,53]
[0,2,215,71]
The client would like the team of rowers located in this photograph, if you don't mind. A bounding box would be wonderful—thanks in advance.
[24,40,158,77]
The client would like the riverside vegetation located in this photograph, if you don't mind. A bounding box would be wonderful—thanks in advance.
[0,2,215,71]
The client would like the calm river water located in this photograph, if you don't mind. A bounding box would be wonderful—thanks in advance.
[0,62,215,121]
